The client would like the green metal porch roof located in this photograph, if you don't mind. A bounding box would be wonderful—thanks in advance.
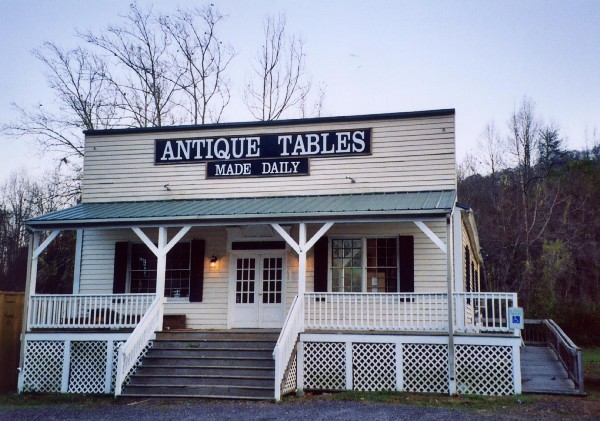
[26,190,456,229]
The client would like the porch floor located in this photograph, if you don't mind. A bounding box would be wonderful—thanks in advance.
[304,329,516,338]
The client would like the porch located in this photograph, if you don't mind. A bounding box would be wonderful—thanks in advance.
[18,191,522,398]
[20,290,520,398]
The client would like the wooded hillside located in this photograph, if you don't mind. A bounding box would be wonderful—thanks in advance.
[459,106,600,345]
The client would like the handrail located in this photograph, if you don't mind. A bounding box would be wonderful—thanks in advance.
[272,294,304,401]
[114,296,164,396]
[524,319,584,394]
[27,293,155,329]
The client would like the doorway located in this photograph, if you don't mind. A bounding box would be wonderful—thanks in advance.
[229,254,286,328]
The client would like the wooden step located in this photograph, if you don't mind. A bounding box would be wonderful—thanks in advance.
[134,365,275,377]
[156,330,280,341]
[142,355,275,368]
[128,374,273,387]
[147,348,274,359]
[123,384,274,399]
[152,340,277,350]
[121,329,278,400]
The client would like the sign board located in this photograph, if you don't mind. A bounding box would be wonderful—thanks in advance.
[154,129,371,178]
[508,307,524,330]
[206,158,309,178]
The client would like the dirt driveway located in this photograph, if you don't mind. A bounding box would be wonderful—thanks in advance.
[1,392,599,421]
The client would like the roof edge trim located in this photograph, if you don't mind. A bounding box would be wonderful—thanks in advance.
[84,109,455,137]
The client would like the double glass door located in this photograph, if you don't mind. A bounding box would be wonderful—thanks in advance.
[230,254,285,328]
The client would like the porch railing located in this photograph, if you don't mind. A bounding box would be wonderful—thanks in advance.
[27,293,155,330]
[114,295,164,396]
[305,292,449,331]
[304,292,518,334]
[454,292,518,333]
[273,294,304,400]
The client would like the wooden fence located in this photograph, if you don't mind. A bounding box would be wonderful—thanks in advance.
[0,292,24,394]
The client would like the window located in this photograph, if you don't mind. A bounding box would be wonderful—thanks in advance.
[130,242,191,298]
[331,238,398,292]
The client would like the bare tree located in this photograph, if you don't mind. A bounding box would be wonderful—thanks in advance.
[79,3,181,127]
[161,6,234,124]
[477,122,505,177]
[3,43,117,197]
[507,97,540,183]
[244,14,311,121]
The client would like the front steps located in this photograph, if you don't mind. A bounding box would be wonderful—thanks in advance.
[122,330,279,400]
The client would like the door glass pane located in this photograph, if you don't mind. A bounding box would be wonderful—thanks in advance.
[236,258,255,304]
[262,257,282,304]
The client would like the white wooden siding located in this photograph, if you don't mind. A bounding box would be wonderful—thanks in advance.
[82,115,455,203]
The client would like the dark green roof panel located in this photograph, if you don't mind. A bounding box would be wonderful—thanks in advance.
[27,190,456,228]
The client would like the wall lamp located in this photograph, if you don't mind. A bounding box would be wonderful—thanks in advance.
[210,254,218,268]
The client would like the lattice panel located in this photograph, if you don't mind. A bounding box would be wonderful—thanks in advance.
[352,343,396,391]
[303,342,345,390]
[22,341,65,393]
[68,341,108,394]
[282,353,297,395]
[456,345,514,395]
[110,340,153,392]
[403,343,449,393]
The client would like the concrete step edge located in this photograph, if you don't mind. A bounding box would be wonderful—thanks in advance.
[121,393,273,400]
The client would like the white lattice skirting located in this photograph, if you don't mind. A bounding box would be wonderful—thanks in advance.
[298,334,521,396]
[19,333,153,394]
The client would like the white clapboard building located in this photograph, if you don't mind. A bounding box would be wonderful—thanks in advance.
[19,110,522,399]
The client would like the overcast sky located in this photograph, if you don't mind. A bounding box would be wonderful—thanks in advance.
[1,0,599,182]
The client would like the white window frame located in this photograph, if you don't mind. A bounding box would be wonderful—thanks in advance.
[327,236,399,293]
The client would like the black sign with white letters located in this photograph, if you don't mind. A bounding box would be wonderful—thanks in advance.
[154,128,371,178]
[206,158,309,178]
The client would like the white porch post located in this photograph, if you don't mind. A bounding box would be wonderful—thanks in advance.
[156,227,167,331]
[131,225,191,331]
[18,234,36,392]
[298,223,307,296]
[413,218,456,394]
[446,214,457,394]
[452,209,465,332]
[28,232,41,305]
[27,230,61,330]
[72,229,84,294]
[156,227,167,300]
[271,222,334,296]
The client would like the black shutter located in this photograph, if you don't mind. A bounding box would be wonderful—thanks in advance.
[189,239,206,302]
[113,242,128,293]
[313,236,329,292]
[398,236,414,293]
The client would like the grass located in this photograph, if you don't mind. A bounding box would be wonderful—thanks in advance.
[583,347,600,398]
[0,393,115,409]
[296,389,535,411]
[1,348,599,418]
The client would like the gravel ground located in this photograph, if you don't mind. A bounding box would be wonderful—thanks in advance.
[0,398,551,421]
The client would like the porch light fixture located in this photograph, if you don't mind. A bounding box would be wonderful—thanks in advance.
[210,254,218,267]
